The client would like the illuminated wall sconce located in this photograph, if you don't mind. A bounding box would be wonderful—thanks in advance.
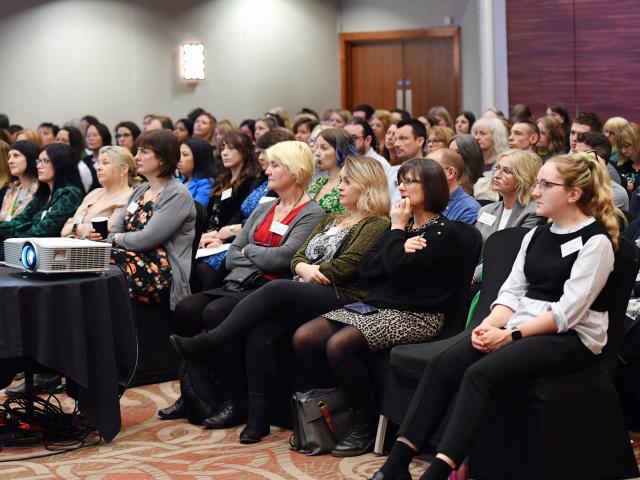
[181,43,205,81]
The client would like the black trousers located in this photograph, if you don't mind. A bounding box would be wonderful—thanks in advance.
[397,331,595,466]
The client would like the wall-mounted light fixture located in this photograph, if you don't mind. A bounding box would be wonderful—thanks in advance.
[181,43,205,81]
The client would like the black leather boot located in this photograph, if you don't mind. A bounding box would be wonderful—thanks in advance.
[158,396,185,420]
[169,332,218,363]
[239,405,270,444]
[202,400,247,429]
[5,373,61,397]
[331,405,376,457]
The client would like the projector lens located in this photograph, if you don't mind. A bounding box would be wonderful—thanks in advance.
[21,242,37,272]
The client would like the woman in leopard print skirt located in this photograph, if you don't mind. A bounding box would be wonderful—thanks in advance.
[293,157,465,457]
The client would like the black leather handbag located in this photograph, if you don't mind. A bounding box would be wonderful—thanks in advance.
[289,388,351,455]
[221,266,263,292]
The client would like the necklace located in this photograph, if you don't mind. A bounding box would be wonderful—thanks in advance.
[275,192,305,222]
[407,214,440,232]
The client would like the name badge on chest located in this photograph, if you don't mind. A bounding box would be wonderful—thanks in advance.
[127,201,138,214]
[221,188,233,201]
[477,211,497,226]
[258,196,277,204]
[560,236,583,258]
[270,221,288,236]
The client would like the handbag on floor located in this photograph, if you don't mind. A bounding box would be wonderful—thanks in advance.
[289,387,351,455]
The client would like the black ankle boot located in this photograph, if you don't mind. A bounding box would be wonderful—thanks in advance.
[331,406,376,457]
[158,396,185,420]
[202,400,247,429]
[169,332,218,363]
[239,405,270,444]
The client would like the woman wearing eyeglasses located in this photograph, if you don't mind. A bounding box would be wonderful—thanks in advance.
[289,158,462,457]
[371,152,619,480]
[0,143,84,244]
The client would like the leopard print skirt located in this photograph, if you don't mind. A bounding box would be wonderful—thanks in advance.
[323,307,444,352]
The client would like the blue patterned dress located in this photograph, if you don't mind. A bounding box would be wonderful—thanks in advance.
[202,180,270,269]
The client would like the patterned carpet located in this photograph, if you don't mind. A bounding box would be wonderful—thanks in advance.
[0,380,429,479]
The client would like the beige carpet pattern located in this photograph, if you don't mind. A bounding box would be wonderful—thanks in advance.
[0,380,429,479]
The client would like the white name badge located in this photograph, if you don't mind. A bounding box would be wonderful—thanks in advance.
[478,211,497,227]
[221,188,233,201]
[73,212,85,224]
[270,221,289,236]
[258,196,277,204]
[40,209,48,220]
[561,237,583,258]
[127,201,138,214]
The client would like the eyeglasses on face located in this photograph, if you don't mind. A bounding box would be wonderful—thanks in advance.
[36,158,50,166]
[395,178,422,187]
[493,165,514,176]
[534,179,564,191]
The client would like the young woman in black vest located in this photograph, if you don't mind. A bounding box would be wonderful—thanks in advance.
[371,151,620,480]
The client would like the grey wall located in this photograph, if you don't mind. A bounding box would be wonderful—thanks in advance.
[0,0,341,129]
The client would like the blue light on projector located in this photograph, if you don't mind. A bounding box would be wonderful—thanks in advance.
[21,242,37,272]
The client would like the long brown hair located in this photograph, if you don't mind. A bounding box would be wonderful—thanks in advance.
[211,131,259,196]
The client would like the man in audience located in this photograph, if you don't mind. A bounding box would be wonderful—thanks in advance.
[38,122,60,146]
[508,120,539,151]
[352,104,374,121]
[387,119,428,205]
[569,111,602,153]
[427,148,480,224]
[575,131,629,210]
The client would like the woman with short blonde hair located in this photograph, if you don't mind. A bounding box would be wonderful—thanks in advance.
[603,116,629,165]
[61,146,136,239]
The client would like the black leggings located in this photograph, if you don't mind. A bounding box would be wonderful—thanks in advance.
[174,292,244,400]
[292,317,372,409]
[397,331,595,465]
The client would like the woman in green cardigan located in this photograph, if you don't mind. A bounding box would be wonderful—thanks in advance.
[0,143,84,257]
[166,156,390,440]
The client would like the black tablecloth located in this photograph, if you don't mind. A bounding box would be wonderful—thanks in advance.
[0,265,136,442]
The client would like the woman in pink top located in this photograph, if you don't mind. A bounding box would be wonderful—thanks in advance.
[61,146,136,239]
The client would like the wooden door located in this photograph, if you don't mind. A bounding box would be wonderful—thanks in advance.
[340,28,461,117]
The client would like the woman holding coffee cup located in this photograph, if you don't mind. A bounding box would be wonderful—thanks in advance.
[61,146,136,239]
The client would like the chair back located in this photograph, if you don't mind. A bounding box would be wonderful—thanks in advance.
[190,201,209,283]
[598,238,640,374]
[468,227,528,328]
[435,221,483,339]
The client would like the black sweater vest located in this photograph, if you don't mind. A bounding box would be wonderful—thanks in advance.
[523,221,610,312]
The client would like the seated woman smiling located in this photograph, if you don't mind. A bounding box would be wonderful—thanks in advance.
[61,146,136,239]
[169,156,390,442]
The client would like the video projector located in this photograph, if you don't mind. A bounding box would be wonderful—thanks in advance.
[3,237,111,274]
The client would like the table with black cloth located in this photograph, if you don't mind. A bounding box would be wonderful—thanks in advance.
[0,265,136,442]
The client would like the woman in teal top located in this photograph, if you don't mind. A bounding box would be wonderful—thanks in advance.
[308,128,356,214]
[0,143,84,246]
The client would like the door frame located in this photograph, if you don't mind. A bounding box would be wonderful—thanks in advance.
[339,27,461,112]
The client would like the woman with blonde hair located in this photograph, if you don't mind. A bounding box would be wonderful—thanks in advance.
[472,117,509,201]
[61,146,136,239]
[330,109,352,129]
[165,141,325,426]
[15,129,43,147]
[603,116,629,165]
[473,149,545,282]
[193,111,217,145]
[370,110,393,155]
[372,152,620,480]
[427,126,455,154]
[170,156,390,441]
[536,116,566,162]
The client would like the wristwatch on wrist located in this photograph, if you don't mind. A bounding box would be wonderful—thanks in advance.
[511,327,523,341]
[71,223,78,236]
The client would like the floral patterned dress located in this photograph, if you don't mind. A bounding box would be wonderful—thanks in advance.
[111,197,172,304]
[307,177,345,214]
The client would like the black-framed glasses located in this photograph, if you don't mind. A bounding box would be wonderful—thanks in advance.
[36,158,50,166]
[395,178,422,187]
[534,179,564,191]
